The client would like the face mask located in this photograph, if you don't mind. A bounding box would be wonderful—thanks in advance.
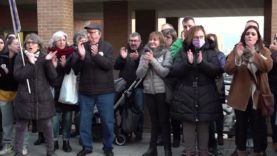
[192,38,205,48]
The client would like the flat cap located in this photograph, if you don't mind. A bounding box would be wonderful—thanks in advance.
[84,23,102,31]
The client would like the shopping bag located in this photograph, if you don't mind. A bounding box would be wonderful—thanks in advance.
[58,69,78,105]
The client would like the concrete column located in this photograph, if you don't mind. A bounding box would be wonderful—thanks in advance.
[37,0,74,45]
[166,17,179,31]
[135,10,156,44]
[103,1,129,55]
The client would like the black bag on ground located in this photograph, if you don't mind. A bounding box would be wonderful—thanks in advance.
[121,106,140,133]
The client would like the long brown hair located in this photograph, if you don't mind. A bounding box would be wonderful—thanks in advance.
[240,25,263,51]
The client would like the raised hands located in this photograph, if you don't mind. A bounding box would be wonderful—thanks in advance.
[197,51,203,64]
[235,42,244,57]
[90,44,98,56]
[60,55,66,67]
[130,51,139,61]
[120,47,128,59]
[187,49,194,64]
[46,51,58,68]
[78,42,86,60]
[144,51,153,64]
[0,64,8,74]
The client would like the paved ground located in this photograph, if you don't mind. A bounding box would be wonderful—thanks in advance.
[5,133,276,156]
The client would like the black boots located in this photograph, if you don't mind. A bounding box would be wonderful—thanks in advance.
[142,146,157,156]
[14,153,23,156]
[164,146,172,156]
[33,132,45,145]
[62,140,72,152]
[54,141,59,151]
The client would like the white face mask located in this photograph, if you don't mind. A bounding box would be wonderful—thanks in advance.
[192,38,205,48]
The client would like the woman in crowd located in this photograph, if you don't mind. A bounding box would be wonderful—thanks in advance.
[206,33,226,151]
[48,31,75,152]
[225,25,272,156]
[169,25,221,156]
[136,31,172,156]
[70,31,87,138]
[13,33,57,156]
[268,32,277,152]
[0,36,29,155]
[162,28,182,148]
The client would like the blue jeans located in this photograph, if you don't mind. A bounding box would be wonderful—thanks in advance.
[52,111,72,140]
[134,88,144,137]
[79,93,114,151]
[0,101,14,144]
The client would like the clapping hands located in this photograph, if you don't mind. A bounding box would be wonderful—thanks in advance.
[46,51,58,68]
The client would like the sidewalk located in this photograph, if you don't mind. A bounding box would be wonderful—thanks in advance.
[6,133,276,156]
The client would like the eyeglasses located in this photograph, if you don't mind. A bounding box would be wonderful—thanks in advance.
[193,36,204,39]
[245,32,257,36]
[129,39,140,43]
[26,41,37,45]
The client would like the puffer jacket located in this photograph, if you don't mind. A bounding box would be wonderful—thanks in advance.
[13,51,57,120]
[136,47,172,94]
[169,42,222,122]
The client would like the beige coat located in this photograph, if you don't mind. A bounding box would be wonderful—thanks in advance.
[224,47,273,111]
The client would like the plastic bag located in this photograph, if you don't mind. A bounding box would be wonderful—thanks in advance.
[58,69,78,105]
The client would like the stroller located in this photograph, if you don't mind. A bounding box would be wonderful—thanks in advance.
[113,78,143,146]
[74,78,143,144]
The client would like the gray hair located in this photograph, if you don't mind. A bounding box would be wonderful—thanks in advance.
[49,31,68,48]
[129,32,141,41]
[24,33,44,50]
[73,32,87,45]
[162,29,177,42]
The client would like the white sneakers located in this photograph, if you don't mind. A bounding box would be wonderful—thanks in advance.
[0,144,28,155]
[22,145,28,155]
[0,144,14,155]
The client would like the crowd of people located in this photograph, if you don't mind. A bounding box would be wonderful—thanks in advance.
[0,17,276,156]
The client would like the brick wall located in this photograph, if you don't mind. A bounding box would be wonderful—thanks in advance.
[37,0,73,46]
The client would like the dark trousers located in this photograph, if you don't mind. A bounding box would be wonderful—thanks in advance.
[235,101,267,153]
[145,93,171,148]
[171,118,181,141]
[270,98,277,143]
[15,118,54,154]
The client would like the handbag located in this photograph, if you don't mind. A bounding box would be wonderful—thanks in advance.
[0,89,16,102]
[252,72,274,118]
[259,93,274,117]
[58,69,78,105]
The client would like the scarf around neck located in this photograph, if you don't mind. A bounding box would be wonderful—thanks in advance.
[48,47,74,58]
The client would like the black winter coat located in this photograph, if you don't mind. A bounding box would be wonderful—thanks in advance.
[0,52,18,91]
[114,44,144,87]
[72,39,115,95]
[13,52,57,120]
[169,43,221,122]
[269,51,277,93]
